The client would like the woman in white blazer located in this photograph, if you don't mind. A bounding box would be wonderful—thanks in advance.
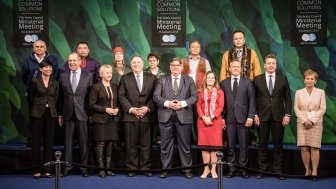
[294,69,326,179]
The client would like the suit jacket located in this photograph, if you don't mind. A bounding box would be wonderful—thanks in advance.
[221,76,255,124]
[59,70,93,121]
[89,82,119,123]
[28,76,59,118]
[294,87,326,125]
[254,73,291,122]
[153,74,198,124]
[118,71,156,123]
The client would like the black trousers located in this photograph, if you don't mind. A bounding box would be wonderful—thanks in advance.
[124,121,151,170]
[30,107,56,174]
[226,121,249,171]
[258,117,284,174]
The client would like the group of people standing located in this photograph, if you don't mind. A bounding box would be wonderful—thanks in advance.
[22,30,326,181]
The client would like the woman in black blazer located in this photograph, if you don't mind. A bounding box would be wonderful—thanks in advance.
[89,65,119,177]
[28,60,59,179]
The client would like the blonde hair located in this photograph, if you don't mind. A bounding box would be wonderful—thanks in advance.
[303,69,318,80]
[200,71,220,92]
[99,64,113,77]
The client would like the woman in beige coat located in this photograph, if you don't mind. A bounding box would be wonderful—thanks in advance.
[294,69,326,179]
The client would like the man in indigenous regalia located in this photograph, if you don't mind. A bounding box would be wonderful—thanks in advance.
[182,40,212,91]
[219,30,261,82]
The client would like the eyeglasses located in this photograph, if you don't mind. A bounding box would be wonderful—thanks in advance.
[170,64,181,67]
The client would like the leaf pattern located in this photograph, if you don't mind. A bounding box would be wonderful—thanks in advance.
[0,0,335,144]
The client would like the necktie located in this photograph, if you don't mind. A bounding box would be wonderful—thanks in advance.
[136,74,142,92]
[237,49,243,58]
[106,86,113,108]
[269,75,273,95]
[71,71,77,92]
[173,78,178,95]
[233,78,238,95]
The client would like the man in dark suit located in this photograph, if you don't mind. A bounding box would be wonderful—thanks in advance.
[58,52,93,177]
[118,55,156,177]
[254,54,291,180]
[220,59,255,178]
[153,57,198,179]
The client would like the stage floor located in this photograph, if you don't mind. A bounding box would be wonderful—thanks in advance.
[0,173,335,189]
[1,144,336,176]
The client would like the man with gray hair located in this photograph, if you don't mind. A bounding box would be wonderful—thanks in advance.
[118,55,156,177]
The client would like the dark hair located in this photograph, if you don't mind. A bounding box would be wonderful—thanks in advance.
[77,41,89,48]
[233,30,245,37]
[188,39,201,48]
[147,53,160,60]
[39,60,52,68]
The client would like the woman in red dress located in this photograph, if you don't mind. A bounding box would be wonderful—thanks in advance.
[197,71,225,179]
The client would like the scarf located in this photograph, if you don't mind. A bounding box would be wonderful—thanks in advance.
[204,88,218,118]
[228,45,251,77]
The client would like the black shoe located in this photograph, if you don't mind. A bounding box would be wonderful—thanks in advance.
[184,172,193,179]
[241,170,249,178]
[98,171,105,178]
[62,168,72,177]
[81,170,89,177]
[256,174,264,179]
[311,176,317,182]
[107,171,115,176]
[226,171,235,178]
[144,172,153,177]
[128,172,136,177]
[160,172,168,178]
[278,176,285,180]
[275,171,285,180]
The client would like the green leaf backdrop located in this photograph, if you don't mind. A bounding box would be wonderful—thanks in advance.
[0,0,335,144]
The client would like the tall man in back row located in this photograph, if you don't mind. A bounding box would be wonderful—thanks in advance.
[219,30,261,81]
[64,41,101,82]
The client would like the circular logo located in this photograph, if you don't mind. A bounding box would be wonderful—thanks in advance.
[162,34,177,42]
[169,35,176,42]
[31,35,39,42]
[162,35,170,42]
[301,34,309,42]
[24,35,32,42]
[308,34,316,41]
